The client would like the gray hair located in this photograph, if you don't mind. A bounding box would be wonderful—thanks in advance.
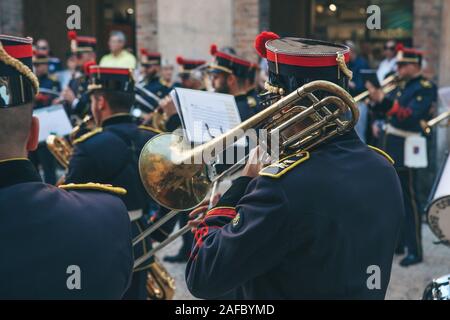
[110,31,126,44]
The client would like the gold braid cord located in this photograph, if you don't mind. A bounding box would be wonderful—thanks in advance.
[264,81,285,95]
[336,53,353,80]
[0,42,39,94]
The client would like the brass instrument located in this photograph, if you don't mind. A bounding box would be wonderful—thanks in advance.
[46,135,73,169]
[133,80,359,267]
[353,74,397,103]
[46,115,95,169]
[70,115,95,141]
[151,108,168,132]
[421,110,450,135]
[146,258,176,300]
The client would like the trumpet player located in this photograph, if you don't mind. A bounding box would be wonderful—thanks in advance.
[366,45,438,267]
[0,35,132,299]
[64,65,171,300]
[185,32,404,300]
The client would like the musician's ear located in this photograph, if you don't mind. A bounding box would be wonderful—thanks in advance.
[26,116,39,152]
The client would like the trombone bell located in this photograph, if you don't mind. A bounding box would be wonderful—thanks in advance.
[139,133,211,211]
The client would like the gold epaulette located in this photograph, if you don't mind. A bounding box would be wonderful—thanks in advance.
[49,74,58,82]
[368,145,395,165]
[138,125,162,134]
[259,151,310,178]
[420,79,432,88]
[59,182,127,195]
[72,128,103,145]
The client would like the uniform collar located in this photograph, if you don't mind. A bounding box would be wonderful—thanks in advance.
[101,113,133,127]
[159,78,171,87]
[0,158,42,189]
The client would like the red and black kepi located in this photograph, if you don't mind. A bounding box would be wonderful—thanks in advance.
[68,31,97,53]
[32,48,49,65]
[254,31,352,95]
[209,44,257,79]
[87,66,134,93]
[396,43,424,65]
[176,56,206,75]
[0,35,39,108]
[140,49,161,67]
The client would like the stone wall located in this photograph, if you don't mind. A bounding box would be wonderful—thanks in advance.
[412,0,443,82]
[136,0,158,53]
[0,0,23,35]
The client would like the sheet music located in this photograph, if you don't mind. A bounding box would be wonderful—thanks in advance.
[171,88,244,146]
[33,104,73,143]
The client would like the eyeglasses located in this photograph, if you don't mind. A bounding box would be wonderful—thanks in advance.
[384,46,395,51]
[37,46,48,51]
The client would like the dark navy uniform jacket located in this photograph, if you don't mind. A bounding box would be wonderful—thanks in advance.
[0,159,133,299]
[141,77,175,110]
[65,114,158,212]
[67,73,90,118]
[235,89,258,121]
[64,114,169,298]
[186,130,404,299]
[371,75,437,167]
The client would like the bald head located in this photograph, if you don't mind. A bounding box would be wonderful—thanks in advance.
[0,103,39,159]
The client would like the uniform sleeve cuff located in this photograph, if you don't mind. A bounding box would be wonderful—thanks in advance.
[215,176,253,208]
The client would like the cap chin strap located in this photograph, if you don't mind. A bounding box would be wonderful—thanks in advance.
[336,53,353,80]
[0,42,39,94]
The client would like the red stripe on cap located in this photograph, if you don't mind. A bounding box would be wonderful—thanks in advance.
[3,44,33,59]
[89,67,131,75]
[214,51,252,67]
[77,36,97,44]
[266,50,350,67]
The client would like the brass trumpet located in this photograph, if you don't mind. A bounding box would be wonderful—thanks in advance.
[354,74,397,103]
[133,80,359,267]
[421,110,450,135]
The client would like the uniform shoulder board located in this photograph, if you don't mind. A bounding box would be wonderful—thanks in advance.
[368,145,395,165]
[59,182,127,195]
[72,128,103,145]
[420,79,432,88]
[138,125,162,134]
[247,96,257,108]
[259,151,310,178]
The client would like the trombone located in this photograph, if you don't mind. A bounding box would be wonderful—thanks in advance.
[133,80,359,268]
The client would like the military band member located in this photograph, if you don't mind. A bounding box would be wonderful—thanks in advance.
[35,39,62,74]
[61,31,97,120]
[160,56,207,134]
[64,66,168,300]
[0,34,133,299]
[28,50,61,185]
[138,49,169,108]
[185,32,404,299]
[367,45,437,267]
[208,44,258,121]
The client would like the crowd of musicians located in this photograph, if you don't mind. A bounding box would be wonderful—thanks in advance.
[0,26,443,300]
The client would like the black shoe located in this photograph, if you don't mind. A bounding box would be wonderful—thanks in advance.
[399,254,423,267]
[164,251,189,263]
